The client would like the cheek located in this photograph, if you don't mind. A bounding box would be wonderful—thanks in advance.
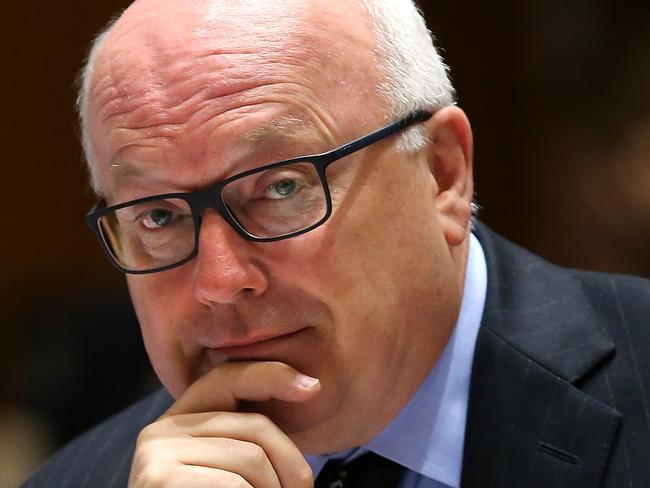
[278,163,446,355]
[275,215,429,359]
[127,274,196,398]
[288,170,441,308]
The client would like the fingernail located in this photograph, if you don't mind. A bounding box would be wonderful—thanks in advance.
[295,373,320,389]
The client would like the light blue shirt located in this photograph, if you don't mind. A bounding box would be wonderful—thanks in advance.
[305,233,488,487]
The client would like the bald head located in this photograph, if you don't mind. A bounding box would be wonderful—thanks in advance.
[82,0,394,191]
[78,0,454,193]
[93,0,375,108]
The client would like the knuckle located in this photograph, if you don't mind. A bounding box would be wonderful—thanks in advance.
[134,464,168,487]
[135,435,162,462]
[137,442,159,466]
[137,423,157,442]
[219,472,251,488]
[241,441,268,468]
[295,463,315,488]
[137,419,168,442]
[132,437,169,478]
[270,361,294,375]
[268,360,289,369]
[247,412,274,434]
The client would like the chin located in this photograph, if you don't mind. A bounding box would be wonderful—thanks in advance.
[240,395,330,433]
[240,396,343,453]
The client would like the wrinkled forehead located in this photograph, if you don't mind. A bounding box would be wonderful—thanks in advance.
[88,0,381,128]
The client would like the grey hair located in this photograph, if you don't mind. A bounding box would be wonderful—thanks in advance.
[361,0,479,219]
[361,0,456,153]
[77,0,457,189]
[76,16,120,193]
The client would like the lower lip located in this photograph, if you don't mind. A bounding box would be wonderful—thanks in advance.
[206,328,308,364]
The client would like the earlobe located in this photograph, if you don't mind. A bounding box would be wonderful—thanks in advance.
[427,106,474,246]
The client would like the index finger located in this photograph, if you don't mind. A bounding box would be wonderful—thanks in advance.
[164,361,320,417]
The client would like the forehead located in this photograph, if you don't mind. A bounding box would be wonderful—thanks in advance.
[89,0,379,129]
[86,0,383,195]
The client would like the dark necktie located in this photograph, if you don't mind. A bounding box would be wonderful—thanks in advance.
[314,451,406,488]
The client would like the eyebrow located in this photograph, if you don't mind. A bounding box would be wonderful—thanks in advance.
[107,156,153,184]
[243,113,322,145]
[244,114,314,142]
[107,113,331,187]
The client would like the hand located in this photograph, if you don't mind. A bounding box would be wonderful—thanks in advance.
[128,361,321,487]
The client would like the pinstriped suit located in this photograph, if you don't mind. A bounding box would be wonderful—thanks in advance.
[22,224,650,487]
[461,224,650,487]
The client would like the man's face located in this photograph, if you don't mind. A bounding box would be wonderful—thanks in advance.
[87,0,469,453]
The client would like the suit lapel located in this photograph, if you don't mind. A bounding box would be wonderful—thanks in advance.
[461,225,621,488]
[461,327,621,488]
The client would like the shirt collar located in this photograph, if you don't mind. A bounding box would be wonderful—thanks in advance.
[306,234,488,487]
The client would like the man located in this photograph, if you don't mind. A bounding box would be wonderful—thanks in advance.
[24,0,650,487]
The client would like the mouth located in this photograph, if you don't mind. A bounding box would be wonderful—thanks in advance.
[203,328,309,366]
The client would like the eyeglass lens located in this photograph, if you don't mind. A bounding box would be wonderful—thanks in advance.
[98,198,196,271]
[98,162,328,272]
[222,161,327,238]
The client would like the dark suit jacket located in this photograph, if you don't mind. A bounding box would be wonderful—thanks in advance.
[23,224,650,487]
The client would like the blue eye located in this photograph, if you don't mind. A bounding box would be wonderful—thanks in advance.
[143,209,174,229]
[265,179,301,199]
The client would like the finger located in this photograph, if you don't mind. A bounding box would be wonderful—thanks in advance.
[146,411,313,488]
[133,464,254,488]
[176,467,253,488]
[135,436,281,488]
[164,361,320,417]
[184,438,281,488]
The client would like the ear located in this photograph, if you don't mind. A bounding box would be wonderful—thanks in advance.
[426,106,474,246]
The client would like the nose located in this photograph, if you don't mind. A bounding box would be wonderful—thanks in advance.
[192,211,269,306]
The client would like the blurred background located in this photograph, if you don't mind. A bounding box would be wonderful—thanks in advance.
[1,0,649,485]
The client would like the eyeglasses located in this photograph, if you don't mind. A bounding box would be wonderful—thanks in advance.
[86,110,433,274]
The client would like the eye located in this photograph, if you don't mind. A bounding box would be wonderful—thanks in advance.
[265,178,304,200]
[142,208,175,229]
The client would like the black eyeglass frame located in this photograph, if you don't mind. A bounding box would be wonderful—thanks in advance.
[86,110,433,274]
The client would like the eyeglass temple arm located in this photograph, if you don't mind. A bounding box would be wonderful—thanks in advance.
[329,110,433,161]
